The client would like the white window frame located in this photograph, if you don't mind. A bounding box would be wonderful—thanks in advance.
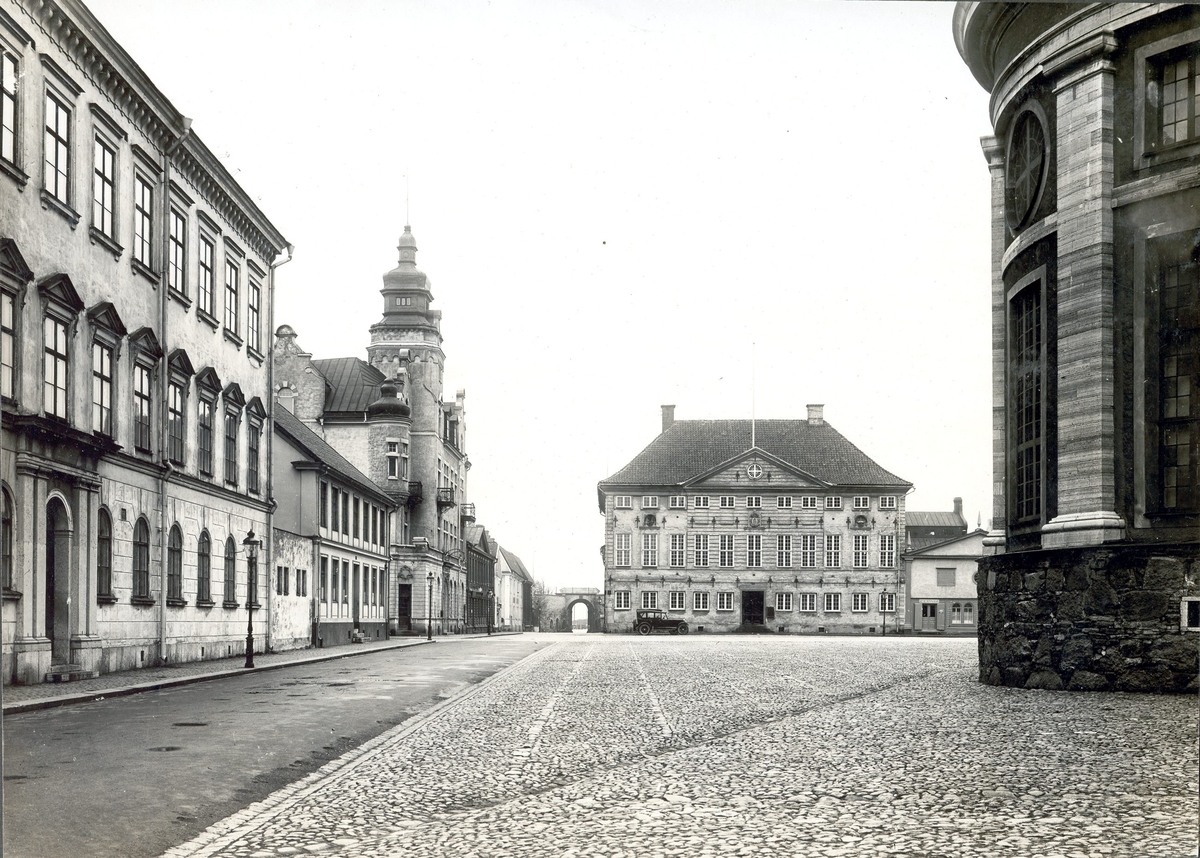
[775,592,793,612]
[799,593,817,612]
[853,496,870,510]
[641,590,658,610]
[801,496,818,509]
[824,592,841,612]
[879,592,896,613]
[716,591,734,611]
[776,535,792,568]
[746,534,762,567]
[800,534,817,568]
[614,590,630,610]
[669,533,685,568]
[879,534,896,568]
[668,495,686,509]
[777,496,793,509]
[693,534,709,567]
[825,534,841,568]
[880,496,897,510]
[853,534,869,568]
[614,533,631,567]
[693,495,709,509]
[669,590,685,611]
[718,534,734,568]
[825,496,842,510]
[746,496,762,508]
[852,593,869,612]
[386,438,400,479]
[693,591,709,611]
[719,495,735,509]
[641,496,659,509]
[614,495,632,509]
[642,532,659,567]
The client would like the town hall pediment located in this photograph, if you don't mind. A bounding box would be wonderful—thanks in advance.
[684,449,828,490]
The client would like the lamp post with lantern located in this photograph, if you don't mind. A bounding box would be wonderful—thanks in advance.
[487,589,494,635]
[426,569,434,641]
[243,530,261,668]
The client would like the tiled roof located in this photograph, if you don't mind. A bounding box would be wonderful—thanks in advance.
[905,528,987,557]
[465,524,485,545]
[499,546,532,581]
[906,511,967,529]
[599,420,910,490]
[312,357,385,414]
[274,406,392,505]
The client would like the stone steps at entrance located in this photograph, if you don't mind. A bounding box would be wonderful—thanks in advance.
[45,664,98,683]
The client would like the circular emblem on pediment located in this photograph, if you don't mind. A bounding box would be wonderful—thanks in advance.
[747,463,763,480]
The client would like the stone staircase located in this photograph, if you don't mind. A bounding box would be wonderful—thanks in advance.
[44,664,98,683]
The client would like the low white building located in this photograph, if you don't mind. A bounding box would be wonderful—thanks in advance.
[904,529,985,634]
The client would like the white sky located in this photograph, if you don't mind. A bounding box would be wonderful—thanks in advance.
[87,0,995,591]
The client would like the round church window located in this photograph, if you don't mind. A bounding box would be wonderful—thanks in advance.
[1007,106,1047,231]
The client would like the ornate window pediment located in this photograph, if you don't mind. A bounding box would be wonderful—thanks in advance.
[195,366,222,402]
[127,326,162,364]
[37,273,84,316]
[0,238,33,285]
[87,301,127,340]
[167,347,194,382]
[222,382,245,412]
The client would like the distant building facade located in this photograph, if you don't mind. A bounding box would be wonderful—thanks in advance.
[272,225,472,638]
[598,406,911,635]
[904,528,985,635]
[465,524,495,633]
[956,3,1200,690]
[1,0,288,684]
[495,544,531,631]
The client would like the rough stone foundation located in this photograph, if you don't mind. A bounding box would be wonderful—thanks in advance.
[977,545,1198,693]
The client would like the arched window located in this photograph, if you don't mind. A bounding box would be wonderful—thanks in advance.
[133,518,151,600]
[97,507,113,599]
[963,602,974,624]
[2,488,12,591]
[197,531,211,604]
[167,525,183,603]
[224,536,237,606]
[951,602,963,624]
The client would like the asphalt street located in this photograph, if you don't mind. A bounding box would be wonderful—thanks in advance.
[2,636,546,858]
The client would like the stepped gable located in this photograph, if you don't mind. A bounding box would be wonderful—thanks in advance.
[312,357,386,414]
[599,419,910,488]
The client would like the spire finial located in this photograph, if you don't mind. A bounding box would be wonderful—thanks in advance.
[405,173,410,226]
[751,341,756,449]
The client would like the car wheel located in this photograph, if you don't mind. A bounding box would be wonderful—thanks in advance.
[677,622,689,635]
[637,623,652,635]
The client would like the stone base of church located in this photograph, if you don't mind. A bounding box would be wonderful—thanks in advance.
[977,544,1199,693]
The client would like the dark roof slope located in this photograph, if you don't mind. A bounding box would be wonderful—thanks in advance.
[312,357,385,414]
[599,419,910,491]
[906,511,967,529]
[274,406,393,506]
[499,546,532,582]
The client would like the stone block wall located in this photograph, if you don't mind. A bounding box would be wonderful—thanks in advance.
[978,545,1198,692]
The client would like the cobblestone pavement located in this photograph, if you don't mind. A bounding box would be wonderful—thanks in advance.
[160,635,1199,858]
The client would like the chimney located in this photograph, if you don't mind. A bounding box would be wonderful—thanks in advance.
[806,404,824,425]
[661,404,676,432]
[953,497,963,519]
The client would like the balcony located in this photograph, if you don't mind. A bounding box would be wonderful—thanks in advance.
[437,487,456,509]
[460,503,476,522]
[406,481,423,509]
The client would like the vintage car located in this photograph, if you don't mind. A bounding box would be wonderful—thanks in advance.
[635,609,688,636]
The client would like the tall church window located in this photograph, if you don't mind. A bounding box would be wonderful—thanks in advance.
[1159,243,1199,511]
[1010,277,1044,524]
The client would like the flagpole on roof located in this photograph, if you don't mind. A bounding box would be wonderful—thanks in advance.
[751,341,756,449]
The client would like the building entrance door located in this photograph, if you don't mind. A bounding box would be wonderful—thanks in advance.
[45,497,72,664]
[921,603,937,631]
[397,583,412,631]
[742,590,765,626]
[352,563,360,629]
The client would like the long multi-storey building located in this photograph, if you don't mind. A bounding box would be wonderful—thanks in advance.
[598,406,911,634]
[0,0,289,684]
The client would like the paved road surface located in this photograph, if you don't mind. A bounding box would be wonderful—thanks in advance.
[3,636,545,858]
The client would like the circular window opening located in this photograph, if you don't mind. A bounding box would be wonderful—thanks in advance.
[1006,106,1048,231]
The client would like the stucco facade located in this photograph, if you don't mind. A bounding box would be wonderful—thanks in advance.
[904,529,985,635]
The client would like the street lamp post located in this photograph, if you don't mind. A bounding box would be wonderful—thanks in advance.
[882,589,890,637]
[243,530,260,668]
[426,569,434,641]
[487,589,493,635]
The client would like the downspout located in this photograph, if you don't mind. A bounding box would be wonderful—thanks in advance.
[158,119,191,665]
[266,243,294,653]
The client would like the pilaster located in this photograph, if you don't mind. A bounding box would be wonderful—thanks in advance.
[981,134,1008,555]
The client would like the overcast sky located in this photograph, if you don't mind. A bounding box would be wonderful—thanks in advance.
[88,0,994,591]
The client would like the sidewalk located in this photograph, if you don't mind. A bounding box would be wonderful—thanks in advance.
[2,632,521,715]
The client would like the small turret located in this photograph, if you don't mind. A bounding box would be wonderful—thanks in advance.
[367,376,411,420]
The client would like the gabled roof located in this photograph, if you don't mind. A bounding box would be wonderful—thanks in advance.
[905,528,987,557]
[273,406,394,507]
[313,357,385,414]
[598,419,909,504]
[499,546,532,581]
[906,511,967,529]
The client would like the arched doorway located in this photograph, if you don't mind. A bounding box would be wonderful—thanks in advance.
[565,597,600,633]
[45,496,72,664]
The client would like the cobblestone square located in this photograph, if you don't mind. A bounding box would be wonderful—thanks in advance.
[159,635,1199,858]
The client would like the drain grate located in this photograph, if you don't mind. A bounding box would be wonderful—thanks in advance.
[148,746,183,752]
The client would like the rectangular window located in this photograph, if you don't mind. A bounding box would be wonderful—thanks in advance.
[92,341,112,435]
[668,496,686,509]
[641,591,658,609]
[331,487,339,532]
[879,592,896,612]
[800,534,817,568]
[693,496,709,509]
[1,291,14,399]
[197,398,213,475]
[614,590,630,610]
[746,534,762,567]
[800,496,817,509]
[776,592,793,612]
[387,440,399,478]
[799,593,816,612]
[669,590,685,610]
[371,507,378,545]
[879,534,896,568]
[93,137,115,237]
[320,556,328,604]
[852,593,869,612]
[353,498,360,539]
[825,534,841,568]
[320,481,329,528]
[641,496,659,509]
[693,534,709,567]
[614,496,632,509]
[746,496,762,508]
[133,175,153,267]
[224,260,239,332]
[224,411,238,485]
[718,534,734,568]
[642,532,658,567]
[1159,248,1199,511]
[168,382,185,465]
[1157,48,1199,147]
[44,315,68,419]
[133,364,152,451]
[693,591,709,611]
[247,281,261,352]
[1011,282,1043,522]
[44,91,70,204]
[401,443,409,478]
[853,534,868,568]
[330,558,339,606]
[169,209,186,294]
[719,496,735,509]
[198,236,215,316]
[669,533,685,567]
[853,496,870,510]
[247,425,260,493]
[773,535,791,568]
[937,568,956,587]
[824,592,841,612]
[825,496,842,510]
[1,49,16,166]
[614,532,631,567]
[716,592,734,611]
[777,496,792,509]
[341,493,349,536]
[880,496,897,510]
[276,565,284,596]
[342,564,349,604]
